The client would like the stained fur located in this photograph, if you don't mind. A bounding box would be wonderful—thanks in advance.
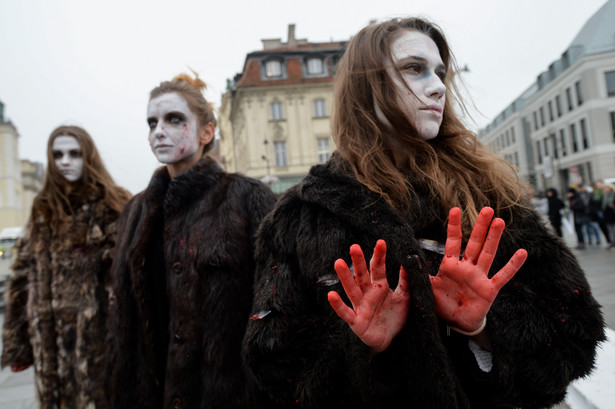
[243,153,606,409]
[105,157,277,409]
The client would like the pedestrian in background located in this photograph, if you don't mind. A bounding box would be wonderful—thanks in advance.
[1,125,131,409]
[602,182,615,249]
[243,17,604,409]
[568,186,589,249]
[546,187,565,237]
[105,72,277,409]
[590,179,611,247]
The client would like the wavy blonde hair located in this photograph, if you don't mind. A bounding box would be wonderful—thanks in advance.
[35,125,131,233]
[332,17,525,234]
[149,71,217,155]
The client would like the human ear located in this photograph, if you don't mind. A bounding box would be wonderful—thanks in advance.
[199,122,215,146]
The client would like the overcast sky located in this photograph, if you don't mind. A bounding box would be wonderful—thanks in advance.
[0,0,608,193]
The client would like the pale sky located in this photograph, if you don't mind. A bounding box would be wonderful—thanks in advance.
[0,0,608,193]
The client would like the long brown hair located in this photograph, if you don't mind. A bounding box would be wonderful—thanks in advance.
[34,125,131,232]
[149,72,217,155]
[332,17,524,234]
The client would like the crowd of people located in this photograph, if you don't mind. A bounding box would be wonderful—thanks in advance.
[534,179,615,250]
[1,16,606,409]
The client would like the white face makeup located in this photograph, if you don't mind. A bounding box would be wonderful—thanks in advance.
[385,30,447,141]
[52,136,84,182]
[147,93,201,165]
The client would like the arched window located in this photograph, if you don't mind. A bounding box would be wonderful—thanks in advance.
[306,58,324,75]
[265,60,282,78]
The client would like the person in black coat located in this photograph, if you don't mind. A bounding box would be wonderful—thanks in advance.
[105,73,277,409]
[243,17,605,409]
[546,187,565,237]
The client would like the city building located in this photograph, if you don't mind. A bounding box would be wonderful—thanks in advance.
[479,0,615,194]
[0,100,44,230]
[218,24,347,194]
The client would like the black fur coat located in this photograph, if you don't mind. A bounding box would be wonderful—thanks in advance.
[2,191,120,409]
[106,157,277,409]
[243,153,605,409]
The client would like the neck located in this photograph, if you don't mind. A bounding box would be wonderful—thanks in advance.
[167,153,203,179]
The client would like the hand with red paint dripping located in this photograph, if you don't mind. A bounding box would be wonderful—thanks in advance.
[430,207,528,335]
[328,240,410,353]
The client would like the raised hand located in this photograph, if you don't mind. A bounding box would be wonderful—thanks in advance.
[328,239,410,353]
[430,207,527,334]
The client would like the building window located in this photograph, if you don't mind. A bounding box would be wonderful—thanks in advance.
[555,95,562,117]
[511,126,516,143]
[570,123,578,153]
[606,71,615,97]
[533,111,539,130]
[505,130,510,146]
[274,141,288,166]
[580,118,589,149]
[610,112,615,142]
[536,141,542,164]
[548,101,554,122]
[317,138,331,163]
[306,58,324,75]
[539,107,545,127]
[566,87,574,111]
[514,152,519,168]
[575,81,584,106]
[265,60,283,78]
[543,137,549,156]
[313,99,327,118]
[559,129,567,157]
[270,101,284,120]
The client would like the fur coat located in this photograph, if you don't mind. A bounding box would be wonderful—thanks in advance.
[106,157,277,409]
[1,191,120,409]
[243,153,605,409]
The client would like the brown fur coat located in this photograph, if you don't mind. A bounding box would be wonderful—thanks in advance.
[105,157,277,409]
[1,192,121,409]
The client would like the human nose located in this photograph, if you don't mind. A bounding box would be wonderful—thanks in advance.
[60,153,70,165]
[425,74,446,99]
[153,122,166,139]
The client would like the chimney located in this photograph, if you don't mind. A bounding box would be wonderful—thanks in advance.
[287,24,296,47]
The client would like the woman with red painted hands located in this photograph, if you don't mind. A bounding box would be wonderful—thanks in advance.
[243,17,604,409]
[329,207,528,355]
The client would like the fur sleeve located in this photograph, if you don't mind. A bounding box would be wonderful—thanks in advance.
[243,196,406,408]
[470,208,606,408]
[1,231,34,368]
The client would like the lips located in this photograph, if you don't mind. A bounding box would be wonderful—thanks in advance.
[420,105,443,115]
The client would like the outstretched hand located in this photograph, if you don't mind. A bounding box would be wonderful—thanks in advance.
[430,207,527,334]
[328,240,410,353]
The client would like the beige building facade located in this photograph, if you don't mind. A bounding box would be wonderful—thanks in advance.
[480,0,615,195]
[0,100,44,230]
[219,25,346,194]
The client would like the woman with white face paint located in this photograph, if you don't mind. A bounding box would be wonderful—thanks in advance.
[2,125,131,409]
[244,17,605,408]
[106,73,277,409]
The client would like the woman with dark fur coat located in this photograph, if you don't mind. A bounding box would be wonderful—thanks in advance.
[1,125,131,408]
[105,73,277,409]
[243,18,605,409]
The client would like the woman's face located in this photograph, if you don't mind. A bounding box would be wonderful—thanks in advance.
[380,30,447,141]
[52,135,83,182]
[147,92,201,164]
